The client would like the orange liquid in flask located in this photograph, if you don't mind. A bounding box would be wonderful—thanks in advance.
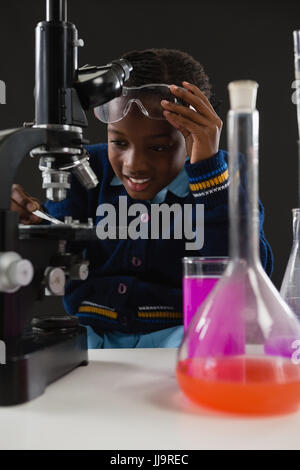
[176,356,300,415]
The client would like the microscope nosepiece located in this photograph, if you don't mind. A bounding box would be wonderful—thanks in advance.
[41,168,71,202]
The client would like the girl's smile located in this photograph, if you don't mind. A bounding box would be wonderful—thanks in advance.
[124,175,152,193]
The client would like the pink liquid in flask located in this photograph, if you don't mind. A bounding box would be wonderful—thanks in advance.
[183,276,219,331]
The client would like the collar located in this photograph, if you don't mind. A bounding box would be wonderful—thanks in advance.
[110,158,190,203]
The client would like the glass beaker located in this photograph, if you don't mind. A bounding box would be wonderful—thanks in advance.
[281,209,300,318]
[183,257,228,331]
[176,81,300,416]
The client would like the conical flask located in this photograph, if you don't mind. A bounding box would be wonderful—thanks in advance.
[280,31,300,318]
[176,81,300,416]
[280,209,300,318]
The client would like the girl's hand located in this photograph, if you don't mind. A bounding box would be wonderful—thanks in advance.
[161,81,223,163]
[10,184,42,224]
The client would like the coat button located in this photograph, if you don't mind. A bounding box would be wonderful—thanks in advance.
[118,283,127,294]
[132,257,142,267]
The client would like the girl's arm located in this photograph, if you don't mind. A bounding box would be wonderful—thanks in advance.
[161,81,273,277]
[185,150,274,277]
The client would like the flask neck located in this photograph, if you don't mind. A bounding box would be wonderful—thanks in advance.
[228,110,260,266]
[292,209,300,241]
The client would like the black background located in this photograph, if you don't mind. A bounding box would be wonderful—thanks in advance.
[0,0,300,288]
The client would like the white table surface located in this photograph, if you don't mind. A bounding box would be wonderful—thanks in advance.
[0,347,300,450]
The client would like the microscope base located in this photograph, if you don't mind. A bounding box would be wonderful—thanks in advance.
[0,326,88,406]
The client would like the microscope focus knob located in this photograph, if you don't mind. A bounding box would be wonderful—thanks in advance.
[0,252,34,293]
[69,262,89,281]
[44,267,66,296]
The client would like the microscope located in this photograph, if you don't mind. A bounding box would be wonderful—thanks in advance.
[0,0,132,405]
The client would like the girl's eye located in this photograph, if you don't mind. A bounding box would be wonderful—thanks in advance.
[151,145,171,152]
[110,140,128,147]
[110,141,171,152]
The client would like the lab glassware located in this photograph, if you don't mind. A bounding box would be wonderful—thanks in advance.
[176,81,300,416]
[280,31,300,317]
[183,257,228,331]
[293,30,300,163]
[281,209,300,319]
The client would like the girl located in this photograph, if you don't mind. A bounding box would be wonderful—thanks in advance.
[10,48,273,348]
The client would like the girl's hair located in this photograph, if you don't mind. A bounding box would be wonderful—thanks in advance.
[121,48,221,112]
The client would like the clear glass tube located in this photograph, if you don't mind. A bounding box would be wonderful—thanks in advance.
[280,32,300,319]
[281,209,300,318]
[294,31,300,140]
[228,104,260,266]
[176,81,300,416]
[293,31,300,206]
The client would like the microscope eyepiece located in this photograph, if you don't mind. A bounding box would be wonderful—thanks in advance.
[110,59,133,83]
[74,58,133,110]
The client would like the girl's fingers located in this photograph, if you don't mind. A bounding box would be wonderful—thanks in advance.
[11,184,39,212]
[182,81,216,113]
[28,214,42,223]
[23,191,41,210]
[10,198,41,222]
[11,184,31,209]
[161,99,211,127]
[169,84,222,125]
[10,199,30,218]
[163,110,203,136]
[181,81,217,116]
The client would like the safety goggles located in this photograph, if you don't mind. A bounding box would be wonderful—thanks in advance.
[93,83,189,123]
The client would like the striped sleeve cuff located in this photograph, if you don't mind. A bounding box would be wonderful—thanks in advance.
[185,150,229,207]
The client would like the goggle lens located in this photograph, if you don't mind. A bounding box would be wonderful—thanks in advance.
[94,84,187,123]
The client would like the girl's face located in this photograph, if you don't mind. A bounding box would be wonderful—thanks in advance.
[107,104,186,200]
